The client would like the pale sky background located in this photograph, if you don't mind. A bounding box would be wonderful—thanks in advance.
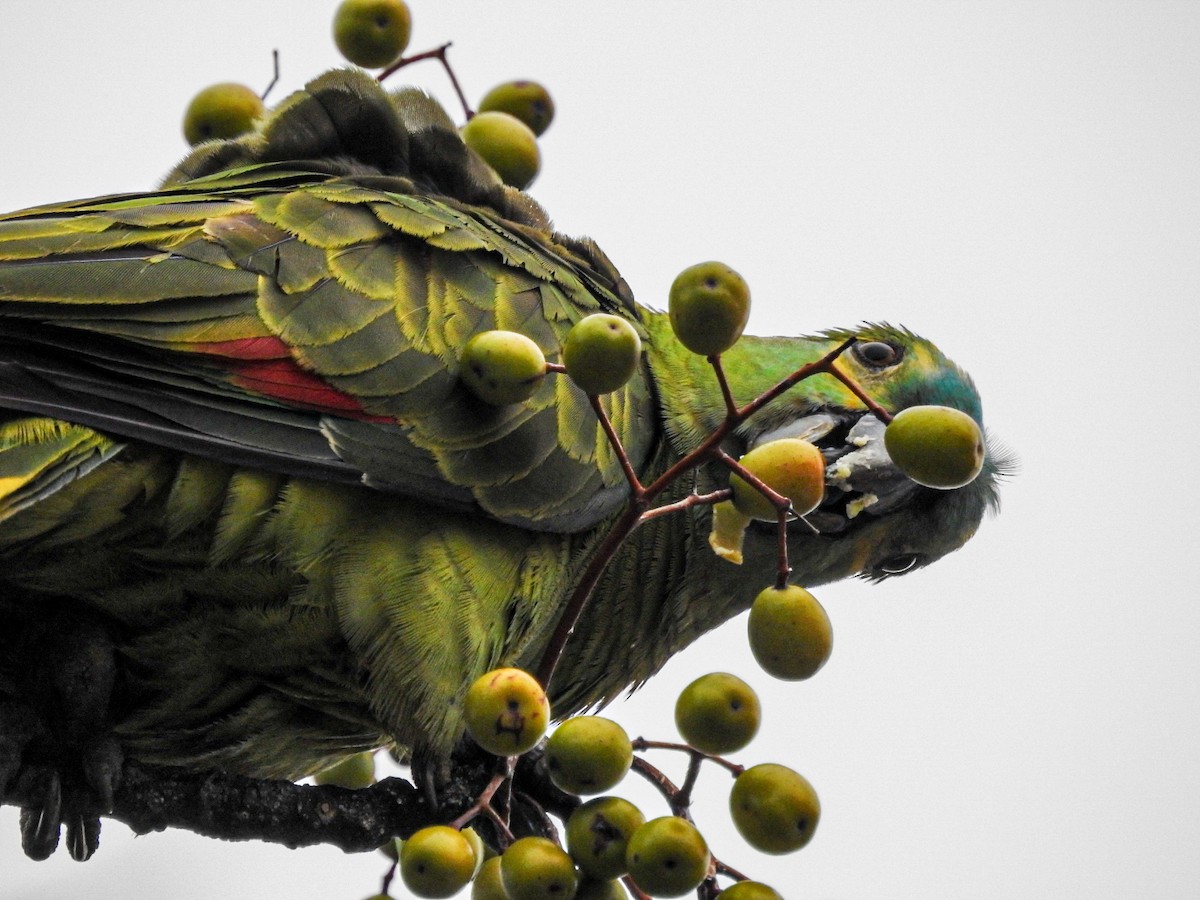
[2,2,1199,898]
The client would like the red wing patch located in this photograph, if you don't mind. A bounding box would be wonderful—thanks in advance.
[229,359,392,421]
[188,336,392,421]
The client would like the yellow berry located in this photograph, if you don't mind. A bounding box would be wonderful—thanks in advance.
[566,796,645,880]
[182,83,264,145]
[668,261,751,356]
[674,672,760,755]
[462,111,541,189]
[471,856,509,900]
[625,817,709,897]
[400,825,477,898]
[479,81,555,136]
[562,314,641,395]
[546,716,633,795]
[575,878,628,899]
[730,439,825,521]
[729,764,820,854]
[314,751,375,789]
[747,584,833,680]
[501,836,578,900]
[463,667,550,757]
[717,882,783,899]
[333,0,412,69]
[883,404,985,489]
[459,330,547,405]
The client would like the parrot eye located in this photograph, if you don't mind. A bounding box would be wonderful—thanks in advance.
[877,553,923,576]
[854,341,902,368]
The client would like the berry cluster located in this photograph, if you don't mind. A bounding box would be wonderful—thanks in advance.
[312,254,980,899]
[180,4,987,896]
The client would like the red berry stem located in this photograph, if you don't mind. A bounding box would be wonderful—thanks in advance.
[736,335,860,419]
[826,359,894,424]
[639,489,731,523]
[712,449,794,518]
[631,738,745,776]
[629,756,687,815]
[628,754,753,900]
[448,757,517,841]
[776,507,792,591]
[376,42,474,121]
[535,332,883,691]
[677,751,704,808]
[708,354,740,420]
[590,394,646,493]
[260,49,280,102]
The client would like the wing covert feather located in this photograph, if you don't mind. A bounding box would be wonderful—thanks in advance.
[0,69,657,531]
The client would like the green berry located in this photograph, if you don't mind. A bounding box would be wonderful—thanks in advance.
[314,750,375,789]
[546,716,633,795]
[565,796,645,880]
[674,672,760,755]
[182,83,264,146]
[625,817,710,898]
[747,584,833,680]
[463,826,487,878]
[668,261,751,356]
[332,0,412,69]
[562,314,642,395]
[459,330,547,406]
[717,882,783,900]
[471,856,509,900]
[462,111,541,189]
[883,404,985,489]
[574,878,628,900]
[729,438,826,521]
[479,81,555,136]
[379,836,404,861]
[729,763,820,854]
[399,825,477,898]
[500,836,578,900]
[463,667,550,756]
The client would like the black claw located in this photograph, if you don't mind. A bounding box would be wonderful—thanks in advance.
[19,807,60,861]
[66,814,101,862]
[409,748,442,812]
[5,605,124,860]
[20,769,63,860]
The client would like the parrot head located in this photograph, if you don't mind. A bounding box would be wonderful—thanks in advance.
[555,317,1011,710]
[736,322,1005,584]
[639,315,1009,586]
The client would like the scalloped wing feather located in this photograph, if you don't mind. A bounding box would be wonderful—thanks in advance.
[0,72,656,533]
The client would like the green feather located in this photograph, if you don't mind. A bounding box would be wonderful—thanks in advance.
[0,67,1005,783]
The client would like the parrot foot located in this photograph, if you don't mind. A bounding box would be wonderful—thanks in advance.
[1,604,124,860]
[408,747,445,812]
[18,766,62,861]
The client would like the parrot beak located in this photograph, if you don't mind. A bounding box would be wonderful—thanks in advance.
[750,413,921,535]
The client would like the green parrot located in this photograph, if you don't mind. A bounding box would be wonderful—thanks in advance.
[0,70,1003,858]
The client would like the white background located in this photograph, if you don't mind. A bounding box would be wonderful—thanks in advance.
[2,2,1198,898]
